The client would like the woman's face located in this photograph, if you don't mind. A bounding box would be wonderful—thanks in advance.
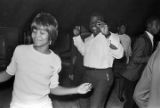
[31,26,50,48]
[119,25,126,34]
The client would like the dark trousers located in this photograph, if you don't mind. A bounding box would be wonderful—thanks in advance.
[122,78,138,108]
[79,68,114,108]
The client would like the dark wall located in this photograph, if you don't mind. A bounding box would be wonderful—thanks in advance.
[0,0,159,35]
[0,0,159,64]
[0,0,159,54]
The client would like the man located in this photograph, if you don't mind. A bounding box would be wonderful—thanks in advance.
[133,42,160,108]
[73,14,124,108]
[0,12,92,108]
[120,17,160,108]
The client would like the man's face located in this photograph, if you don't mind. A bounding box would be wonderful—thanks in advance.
[89,16,101,35]
[150,20,160,35]
[31,26,50,47]
[90,24,100,35]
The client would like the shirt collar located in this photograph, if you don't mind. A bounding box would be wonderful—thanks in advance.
[145,31,154,45]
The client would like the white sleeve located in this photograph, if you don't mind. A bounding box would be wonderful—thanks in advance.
[49,71,60,89]
[6,47,18,75]
[110,35,124,59]
[73,36,85,56]
[50,58,62,88]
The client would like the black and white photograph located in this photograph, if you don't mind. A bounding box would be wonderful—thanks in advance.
[0,0,160,108]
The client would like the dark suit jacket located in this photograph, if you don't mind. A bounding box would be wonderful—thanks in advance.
[122,32,154,81]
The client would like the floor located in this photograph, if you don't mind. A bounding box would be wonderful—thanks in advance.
[0,77,124,108]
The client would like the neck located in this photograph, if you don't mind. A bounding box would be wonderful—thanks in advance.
[33,45,51,54]
[93,31,100,36]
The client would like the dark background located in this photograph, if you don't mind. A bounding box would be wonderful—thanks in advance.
[0,0,159,35]
[0,0,160,59]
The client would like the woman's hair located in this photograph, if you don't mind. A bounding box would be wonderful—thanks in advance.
[31,12,58,43]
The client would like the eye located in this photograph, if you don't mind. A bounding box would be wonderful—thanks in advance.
[32,29,37,33]
[40,30,48,35]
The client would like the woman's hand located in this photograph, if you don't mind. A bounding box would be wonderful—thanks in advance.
[77,83,92,94]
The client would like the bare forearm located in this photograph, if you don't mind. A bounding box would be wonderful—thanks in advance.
[50,86,78,95]
[0,71,12,83]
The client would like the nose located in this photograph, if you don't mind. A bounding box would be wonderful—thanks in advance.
[34,31,42,39]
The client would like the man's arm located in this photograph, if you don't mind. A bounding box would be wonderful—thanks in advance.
[98,22,124,59]
[0,71,12,83]
[109,35,124,59]
[72,26,85,56]
[73,36,85,56]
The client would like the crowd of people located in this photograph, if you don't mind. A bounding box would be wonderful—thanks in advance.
[0,11,160,108]
[72,14,160,108]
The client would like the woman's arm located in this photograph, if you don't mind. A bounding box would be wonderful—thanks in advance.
[50,83,92,95]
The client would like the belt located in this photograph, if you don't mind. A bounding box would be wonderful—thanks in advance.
[84,66,111,70]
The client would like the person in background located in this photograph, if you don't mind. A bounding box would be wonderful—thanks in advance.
[0,12,92,108]
[117,24,132,64]
[114,23,132,102]
[120,17,160,108]
[133,41,160,108]
[73,13,124,108]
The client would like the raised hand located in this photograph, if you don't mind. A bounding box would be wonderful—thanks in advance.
[73,26,80,36]
[96,21,109,36]
[77,83,92,94]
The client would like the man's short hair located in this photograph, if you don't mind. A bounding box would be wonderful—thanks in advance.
[146,16,160,27]
[90,13,104,21]
[31,12,58,42]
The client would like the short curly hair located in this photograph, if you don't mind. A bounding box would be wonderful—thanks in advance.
[31,12,58,43]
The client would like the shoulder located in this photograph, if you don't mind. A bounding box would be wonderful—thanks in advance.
[124,34,131,39]
[134,36,146,47]
[84,35,93,42]
[50,50,62,63]
[14,44,31,53]
[136,34,146,42]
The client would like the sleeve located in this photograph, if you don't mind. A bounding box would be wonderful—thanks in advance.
[6,47,18,75]
[131,37,149,63]
[73,35,85,56]
[50,57,62,89]
[110,35,124,59]
[133,52,153,108]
